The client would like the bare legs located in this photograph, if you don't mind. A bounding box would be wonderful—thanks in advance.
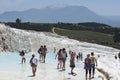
[62,59,66,70]
[32,66,37,76]
[57,60,62,69]
[39,54,46,63]
[71,67,74,73]
[21,57,26,64]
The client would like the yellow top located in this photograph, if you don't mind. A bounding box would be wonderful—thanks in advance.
[90,56,97,64]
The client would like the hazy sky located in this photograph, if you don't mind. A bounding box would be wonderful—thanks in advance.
[0,0,120,16]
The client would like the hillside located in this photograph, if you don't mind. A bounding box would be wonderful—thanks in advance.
[5,22,119,34]
[3,22,120,49]
[54,28,120,49]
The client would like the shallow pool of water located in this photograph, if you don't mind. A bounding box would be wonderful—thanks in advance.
[0,52,92,80]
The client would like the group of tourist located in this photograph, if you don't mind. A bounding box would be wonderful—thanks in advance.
[55,49,97,80]
[19,45,47,76]
[38,45,47,63]
[28,45,48,77]
[84,52,97,80]
[55,48,68,70]
[55,48,77,74]
[76,52,83,61]
[19,46,97,79]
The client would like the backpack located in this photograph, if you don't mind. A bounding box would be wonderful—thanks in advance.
[19,51,24,56]
[38,49,41,54]
[66,53,68,57]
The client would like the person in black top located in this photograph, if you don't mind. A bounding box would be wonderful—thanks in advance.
[19,50,26,64]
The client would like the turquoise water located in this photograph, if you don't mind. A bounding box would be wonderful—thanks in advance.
[0,52,55,71]
[0,53,24,72]
[0,52,86,72]
[0,52,93,80]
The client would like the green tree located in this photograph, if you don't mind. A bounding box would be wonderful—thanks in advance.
[16,18,21,24]
[118,52,120,59]
[113,31,120,43]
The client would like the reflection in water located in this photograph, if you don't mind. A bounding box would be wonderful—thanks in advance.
[21,64,26,75]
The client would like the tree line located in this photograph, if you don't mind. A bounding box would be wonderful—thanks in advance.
[3,18,120,43]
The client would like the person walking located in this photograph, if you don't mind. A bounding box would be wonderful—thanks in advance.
[76,54,79,62]
[70,52,76,74]
[38,45,44,62]
[84,54,91,80]
[30,54,38,77]
[55,49,63,69]
[19,50,26,64]
[90,52,97,78]
[43,45,47,63]
[80,52,83,61]
[61,48,67,70]
[54,47,56,54]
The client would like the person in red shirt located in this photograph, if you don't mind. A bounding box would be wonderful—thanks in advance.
[55,49,63,69]
[70,52,76,74]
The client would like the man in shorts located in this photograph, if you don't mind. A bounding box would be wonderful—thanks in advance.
[30,54,38,76]
[90,52,97,78]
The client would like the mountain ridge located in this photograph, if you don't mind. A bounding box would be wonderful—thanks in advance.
[0,6,120,27]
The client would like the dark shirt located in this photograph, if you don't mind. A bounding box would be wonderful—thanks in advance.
[84,58,91,69]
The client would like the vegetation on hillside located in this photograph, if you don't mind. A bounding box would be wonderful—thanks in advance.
[113,31,120,43]
[54,22,120,35]
[6,22,52,32]
[54,28,120,49]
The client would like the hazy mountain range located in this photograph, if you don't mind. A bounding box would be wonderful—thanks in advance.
[0,6,120,27]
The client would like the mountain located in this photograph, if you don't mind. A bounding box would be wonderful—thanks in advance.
[0,6,120,27]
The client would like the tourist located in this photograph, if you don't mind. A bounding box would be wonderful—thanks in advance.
[70,52,76,74]
[43,45,47,63]
[76,54,79,62]
[61,48,68,70]
[38,45,44,62]
[30,54,38,76]
[84,54,91,80]
[90,52,97,78]
[80,52,83,61]
[55,49,63,69]
[54,47,56,53]
[19,50,26,64]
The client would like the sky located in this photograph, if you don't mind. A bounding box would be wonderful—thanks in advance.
[0,0,120,16]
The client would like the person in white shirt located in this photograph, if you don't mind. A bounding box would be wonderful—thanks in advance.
[61,48,67,70]
[30,54,38,76]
